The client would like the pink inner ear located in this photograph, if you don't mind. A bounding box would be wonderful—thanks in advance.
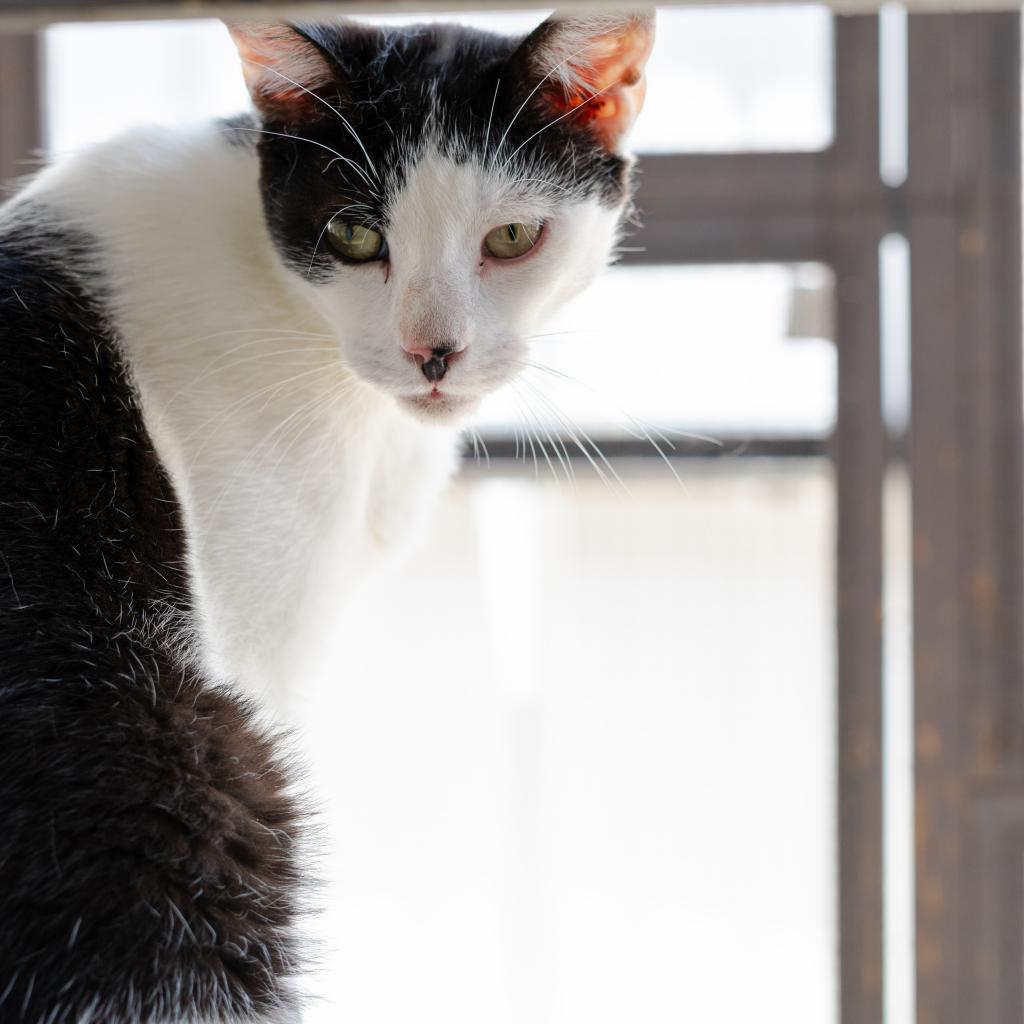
[227,24,333,114]
[544,20,654,150]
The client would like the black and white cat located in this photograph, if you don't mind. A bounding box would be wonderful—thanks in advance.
[0,12,652,1023]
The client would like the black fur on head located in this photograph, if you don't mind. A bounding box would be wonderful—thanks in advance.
[225,12,654,278]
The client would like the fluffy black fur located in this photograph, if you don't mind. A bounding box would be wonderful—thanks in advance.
[239,20,633,279]
[0,219,305,1024]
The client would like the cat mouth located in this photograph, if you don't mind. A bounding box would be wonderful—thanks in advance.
[398,389,474,420]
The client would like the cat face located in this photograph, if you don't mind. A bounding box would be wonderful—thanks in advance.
[228,13,654,423]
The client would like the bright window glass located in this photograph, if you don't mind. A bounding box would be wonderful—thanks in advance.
[46,7,834,155]
[302,466,838,1024]
[472,263,836,443]
[45,20,248,155]
[637,6,833,152]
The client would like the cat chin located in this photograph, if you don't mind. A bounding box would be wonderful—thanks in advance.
[397,392,479,424]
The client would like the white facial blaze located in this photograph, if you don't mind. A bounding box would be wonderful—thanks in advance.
[313,146,622,418]
[398,273,471,354]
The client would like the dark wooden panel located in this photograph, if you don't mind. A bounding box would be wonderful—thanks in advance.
[4,0,1024,32]
[830,18,886,1024]
[0,33,41,189]
[629,151,830,264]
[908,13,1024,1024]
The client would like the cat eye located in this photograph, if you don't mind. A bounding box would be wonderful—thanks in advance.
[483,221,543,260]
[326,220,386,263]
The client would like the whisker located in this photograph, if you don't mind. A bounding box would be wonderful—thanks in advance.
[167,326,335,352]
[492,42,597,163]
[521,360,696,487]
[167,344,339,405]
[507,386,541,478]
[525,359,723,448]
[469,428,490,468]
[224,126,380,197]
[483,77,501,163]
[241,59,381,184]
[502,79,618,173]
[322,155,380,196]
[511,380,574,485]
[522,329,599,342]
[519,377,627,492]
[179,364,333,460]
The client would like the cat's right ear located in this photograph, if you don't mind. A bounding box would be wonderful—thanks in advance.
[224,22,335,122]
[510,10,655,153]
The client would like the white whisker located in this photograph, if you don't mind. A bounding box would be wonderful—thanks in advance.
[242,59,381,183]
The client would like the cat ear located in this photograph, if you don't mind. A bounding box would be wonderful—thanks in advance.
[225,22,335,121]
[513,10,655,152]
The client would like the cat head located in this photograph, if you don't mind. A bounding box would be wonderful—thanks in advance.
[227,12,654,423]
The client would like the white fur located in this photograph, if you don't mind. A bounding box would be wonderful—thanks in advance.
[8,119,621,715]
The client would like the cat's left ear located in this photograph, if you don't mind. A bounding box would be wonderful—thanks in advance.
[225,22,335,121]
[512,10,655,152]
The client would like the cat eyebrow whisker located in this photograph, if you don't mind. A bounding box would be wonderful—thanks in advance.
[483,77,501,163]
[225,126,381,198]
[321,156,380,197]
[243,59,381,185]
[492,41,596,163]
[501,79,616,174]
[511,177,574,196]
[307,205,371,275]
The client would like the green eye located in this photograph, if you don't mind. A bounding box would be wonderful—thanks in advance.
[484,221,543,260]
[326,220,386,262]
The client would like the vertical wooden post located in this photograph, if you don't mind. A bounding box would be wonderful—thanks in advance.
[0,33,42,188]
[907,14,1024,1024]
[830,17,886,1024]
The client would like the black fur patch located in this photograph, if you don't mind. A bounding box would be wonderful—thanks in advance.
[232,21,633,280]
[0,216,306,1023]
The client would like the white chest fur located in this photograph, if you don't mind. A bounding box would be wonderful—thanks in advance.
[17,124,458,711]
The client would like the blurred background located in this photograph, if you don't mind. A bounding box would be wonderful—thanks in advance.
[3,4,1021,1023]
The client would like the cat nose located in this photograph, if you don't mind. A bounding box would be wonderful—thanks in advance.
[404,344,465,384]
[422,354,448,383]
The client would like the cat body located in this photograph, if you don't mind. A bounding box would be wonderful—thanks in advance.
[0,13,652,1022]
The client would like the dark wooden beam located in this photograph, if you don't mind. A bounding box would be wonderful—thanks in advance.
[2,0,1023,32]
[0,33,41,190]
[628,152,831,265]
[829,17,886,1024]
[907,13,1024,1024]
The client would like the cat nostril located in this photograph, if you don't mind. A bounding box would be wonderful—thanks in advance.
[421,356,448,383]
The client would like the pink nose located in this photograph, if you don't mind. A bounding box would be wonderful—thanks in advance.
[403,344,466,383]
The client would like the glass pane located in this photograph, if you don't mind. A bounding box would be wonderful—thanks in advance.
[472,263,837,443]
[45,7,833,156]
[636,6,834,153]
[301,465,838,1023]
[45,20,248,156]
